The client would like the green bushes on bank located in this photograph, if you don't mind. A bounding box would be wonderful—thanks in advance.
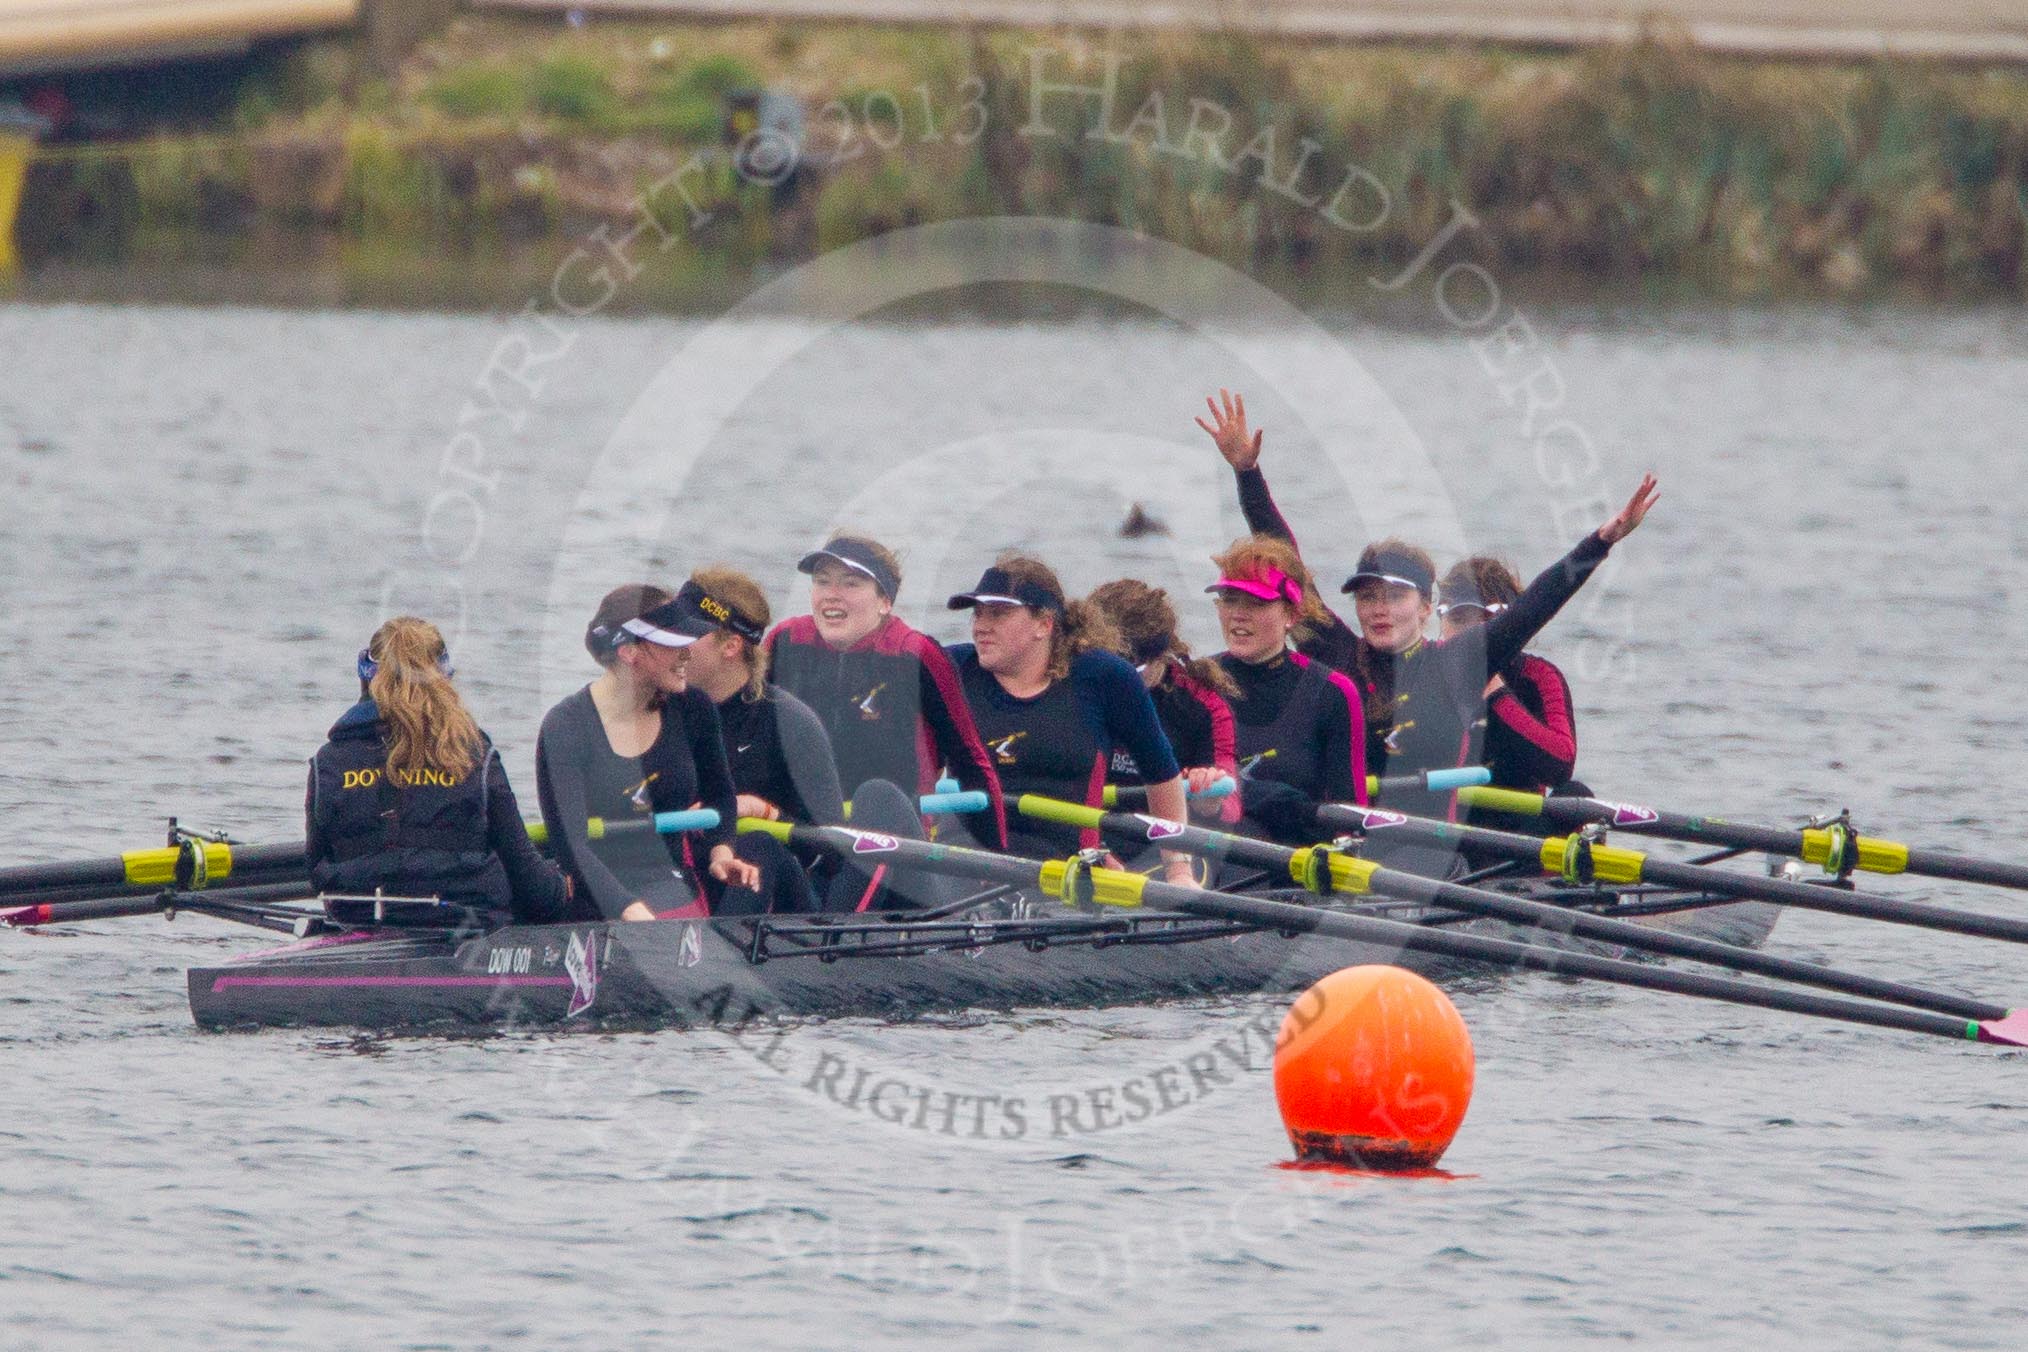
[20,18,2028,295]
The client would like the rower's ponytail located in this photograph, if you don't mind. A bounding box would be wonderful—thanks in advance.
[1055,597,1126,680]
[365,617,482,783]
[1087,578,1239,699]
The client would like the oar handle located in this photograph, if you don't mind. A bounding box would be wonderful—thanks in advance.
[918,791,990,814]
[527,809,722,846]
[1101,776,1238,807]
[1369,767,1493,796]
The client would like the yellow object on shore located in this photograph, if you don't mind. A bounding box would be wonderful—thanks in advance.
[0,131,28,274]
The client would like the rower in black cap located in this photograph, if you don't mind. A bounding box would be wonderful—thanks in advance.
[945,555,1198,885]
[535,584,765,922]
[674,566,853,911]
[1197,388,1657,872]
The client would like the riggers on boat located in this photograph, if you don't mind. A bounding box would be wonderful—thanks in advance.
[185,880,1780,1032]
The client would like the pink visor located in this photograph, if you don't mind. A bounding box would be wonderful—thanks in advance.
[1206,567,1301,605]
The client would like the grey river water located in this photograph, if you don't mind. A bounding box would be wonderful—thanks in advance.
[2,274,2027,1348]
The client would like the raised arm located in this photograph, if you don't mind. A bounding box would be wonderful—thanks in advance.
[1475,474,1659,675]
[1198,388,1301,545]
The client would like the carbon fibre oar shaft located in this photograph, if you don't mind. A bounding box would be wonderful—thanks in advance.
[0,838,307,899]
[1014,796,2014,1024]
[737,817,2027,1047]
[1460,786,2028,894]
[1320,803,2028,946]
[1,882,320,928]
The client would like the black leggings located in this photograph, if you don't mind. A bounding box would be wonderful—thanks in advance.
[709,832,824,916]
[822,778,967,913]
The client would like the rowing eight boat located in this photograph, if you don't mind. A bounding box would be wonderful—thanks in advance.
[185,878,1778,1031]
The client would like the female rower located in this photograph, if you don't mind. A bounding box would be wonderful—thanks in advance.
[1204,536,1368,844]
[536,584,764,922]
[946,557,1197,885]
[673,567,850,912]
[1438,556,1579,797]
[1086,578,1242,825]
[764,533,1008,850]
[1198,388,1655,827]
[307,617,568,926]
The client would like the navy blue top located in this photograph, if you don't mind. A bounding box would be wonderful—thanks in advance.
[947,644,1180,855]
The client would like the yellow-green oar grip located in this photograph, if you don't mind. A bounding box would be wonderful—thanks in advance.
[1019,795,1107,829]
[1539,836,1647,885]
[1287,847,1379,895]
[1455,785,1546,816]
[1039,858,1147,908]
[122,842,233,888]
[737,816,794,842]
[1800,829,1909,875]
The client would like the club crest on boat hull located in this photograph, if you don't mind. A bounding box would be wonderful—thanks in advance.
[564,929,600,1017]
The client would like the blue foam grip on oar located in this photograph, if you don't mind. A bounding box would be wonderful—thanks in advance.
[1191,777,1238,800]
[919,791,990,814]
[650,809,723,834]
[1425,767,1493,792]
[935,777,961,795]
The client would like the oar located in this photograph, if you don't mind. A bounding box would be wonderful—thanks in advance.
[2,881,322,931]
[1462,785,2028,893]
[1103,778,1238,807]
[845,790,989,817]
[737,817,2026,1047]
[524,808,720,848]
[0,834,306,900]
[1,806,731,907]
[1102,767,1489,810]
[1371,767,1492,797]
[1016,796,2015,1024]
[1319,802,2028,946]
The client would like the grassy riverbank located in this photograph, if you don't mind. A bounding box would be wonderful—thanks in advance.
[14,12,2028,299]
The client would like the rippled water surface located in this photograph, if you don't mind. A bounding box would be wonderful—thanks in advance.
[3,289,2027,1349]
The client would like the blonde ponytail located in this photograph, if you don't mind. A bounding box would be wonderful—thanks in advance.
[365,617,482,782]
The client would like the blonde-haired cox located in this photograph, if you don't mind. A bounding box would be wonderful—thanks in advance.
[364,616,483,782]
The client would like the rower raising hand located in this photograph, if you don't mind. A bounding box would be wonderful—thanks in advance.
[1196,389,1262,471]
[1598,473,1661,545]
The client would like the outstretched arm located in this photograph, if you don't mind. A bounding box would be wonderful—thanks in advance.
[1199,389,1302,546]
[1478,474,1659,675]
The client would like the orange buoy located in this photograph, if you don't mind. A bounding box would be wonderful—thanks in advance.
[1273,965,1474,1171]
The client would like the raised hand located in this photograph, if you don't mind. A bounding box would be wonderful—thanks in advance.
[1194,388,1262,471]
[1598,473,1660,545]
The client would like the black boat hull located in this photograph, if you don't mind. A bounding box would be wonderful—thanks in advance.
[187,882,1781,1032]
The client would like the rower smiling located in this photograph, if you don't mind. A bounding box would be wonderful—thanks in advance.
[764,534,1009,849]
[536,585,760,922]
[946,557,1197,885]
[1198,387,1657,855]
[1204,537,1369,843]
